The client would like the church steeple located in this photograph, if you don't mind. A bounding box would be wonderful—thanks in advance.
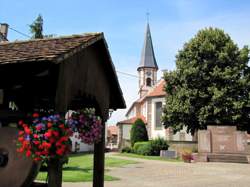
[138,23,158,98]
[138,23,158,71]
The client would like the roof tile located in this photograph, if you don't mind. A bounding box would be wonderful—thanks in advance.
[0,33,102,64]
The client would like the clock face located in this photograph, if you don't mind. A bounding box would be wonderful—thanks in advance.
[146,71,151,76]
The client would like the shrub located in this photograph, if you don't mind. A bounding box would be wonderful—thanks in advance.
[130,118,148,147]
[149,137,169,156]
[133,142,151,155]
[121,146,133,153]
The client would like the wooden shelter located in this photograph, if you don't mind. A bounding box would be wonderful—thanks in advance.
[0,33,125,187]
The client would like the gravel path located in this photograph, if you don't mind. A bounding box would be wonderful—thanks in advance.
[63,153,250,187]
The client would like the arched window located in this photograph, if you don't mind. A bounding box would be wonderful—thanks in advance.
[146,78,151,86]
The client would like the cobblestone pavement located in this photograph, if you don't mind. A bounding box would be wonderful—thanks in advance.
[63,153,250,187]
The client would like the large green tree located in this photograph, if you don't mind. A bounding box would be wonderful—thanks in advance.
[29,14,44,39]
[163,27,250,135]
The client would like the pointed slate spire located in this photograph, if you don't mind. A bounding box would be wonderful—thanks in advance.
[138,23,158,70]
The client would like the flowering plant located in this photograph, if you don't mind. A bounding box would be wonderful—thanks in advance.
[67,108,102,144]
[17,113,72,162]
[182,152,193,163]
[17,108,102,161]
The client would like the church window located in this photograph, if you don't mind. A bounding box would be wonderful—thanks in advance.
[146,78,151,86]
[155,102,162,129]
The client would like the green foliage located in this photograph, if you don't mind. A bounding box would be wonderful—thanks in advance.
[149,138,169,156]
[133,138,169,156]
[133,141,151,155]
[121,146,133,153]
[29,14,44,39]
[163,27,250,134]
[130,118,149,147]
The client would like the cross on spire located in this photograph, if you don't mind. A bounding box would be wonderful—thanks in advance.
[146,12,150,23]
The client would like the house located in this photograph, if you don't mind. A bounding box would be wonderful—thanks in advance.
[106,125,118,150]
[117,23,194,149]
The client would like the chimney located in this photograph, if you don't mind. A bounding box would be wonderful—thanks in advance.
[0,23,9,41]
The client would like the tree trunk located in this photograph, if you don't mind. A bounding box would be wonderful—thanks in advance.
[47,158,62,187]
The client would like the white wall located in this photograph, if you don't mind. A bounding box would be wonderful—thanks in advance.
[70,132,94,152]
[151,97,166,139]
[122,124,132,140]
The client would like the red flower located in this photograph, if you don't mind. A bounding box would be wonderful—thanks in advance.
[49,137,56,143]
[44,131,52,138]
[17,147,24,153]
[18,131,24,136]
[33,134,39,139]
[59,136,68,143]
[59,124,64,129]
[18,136,24,142]
[26,150,31,157]
[34,157,42,162]
[56,148,64,156]
[53,131,59,137]
[33,140,40,145]
[47,122,53,128]
[42,142,51,149]
[35,151,41,156]
[36,125,42,131]
[18,120,24,126]
[33,113,39,118]
[24,127,31,135]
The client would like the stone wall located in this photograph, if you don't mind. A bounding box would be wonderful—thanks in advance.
[169,141,198,156]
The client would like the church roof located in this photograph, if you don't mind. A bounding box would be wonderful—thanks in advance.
[138,23,158,70]
[117,115,147,125]
[125,79,166,117]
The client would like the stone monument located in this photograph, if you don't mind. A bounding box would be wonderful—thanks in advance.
[196,126,250,163]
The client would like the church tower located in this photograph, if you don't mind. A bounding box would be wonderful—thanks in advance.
[138,23,158,98]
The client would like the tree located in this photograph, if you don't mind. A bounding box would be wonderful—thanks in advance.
[130,118,148,147]
[29,14,44,39]
[162,27,250,135]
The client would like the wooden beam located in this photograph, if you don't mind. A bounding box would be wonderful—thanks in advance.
[93,121,105,187]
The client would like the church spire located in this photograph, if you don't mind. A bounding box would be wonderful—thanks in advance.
[138,23,158,71]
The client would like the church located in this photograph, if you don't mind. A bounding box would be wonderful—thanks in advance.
[117,23,194,149]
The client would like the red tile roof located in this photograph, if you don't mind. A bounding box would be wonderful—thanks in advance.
[125,79,166,117]
[147,79,166,97]
[0,33,103,64]
[107,126,118,135]
[117,115,146,125]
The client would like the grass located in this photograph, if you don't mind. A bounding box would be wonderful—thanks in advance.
[36,153,137,182]
[115,153,182,162]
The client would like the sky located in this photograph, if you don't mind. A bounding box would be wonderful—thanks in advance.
[1,0,250,125]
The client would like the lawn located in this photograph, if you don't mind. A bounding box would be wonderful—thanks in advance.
[115,153,182,162]
[36,153,137,182]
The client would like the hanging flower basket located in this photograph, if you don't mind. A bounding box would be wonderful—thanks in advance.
[67,108,103,145]
[17,108,102,162]
[17,113,72,162]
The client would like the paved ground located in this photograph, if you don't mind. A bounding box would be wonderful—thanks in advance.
[63,153,250,187]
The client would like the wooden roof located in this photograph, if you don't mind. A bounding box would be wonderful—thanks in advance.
[0,33,125,117]
[0,33,102,64]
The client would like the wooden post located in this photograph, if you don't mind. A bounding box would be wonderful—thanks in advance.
[48,158,63,187]
[93,121,105,187]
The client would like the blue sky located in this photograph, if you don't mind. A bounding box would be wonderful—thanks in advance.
[1,0,250,125]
